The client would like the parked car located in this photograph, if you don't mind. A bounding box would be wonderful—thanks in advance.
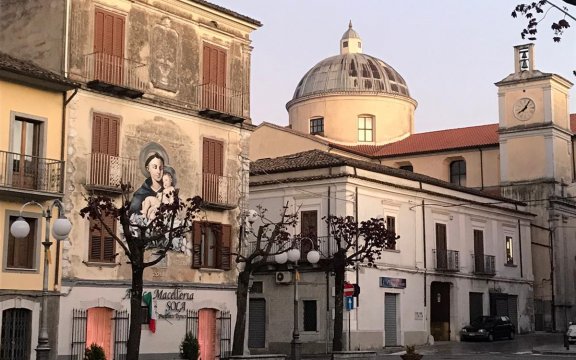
[460,316,515,342]
[568,322,576,344]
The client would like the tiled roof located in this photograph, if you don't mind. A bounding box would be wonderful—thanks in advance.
[0,51,78,89]
[192,0,262,26]
[251,149,524,205]
[332,123,500,158]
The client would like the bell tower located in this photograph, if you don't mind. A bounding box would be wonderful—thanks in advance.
[496,43,573,184]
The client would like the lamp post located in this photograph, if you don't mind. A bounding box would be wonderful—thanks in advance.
[275,238,320,360]
[10,200,72,360]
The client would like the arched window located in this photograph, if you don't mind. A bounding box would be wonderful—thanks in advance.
[358,116,373,142]
[450,160,466,186]
[309,117,324,135]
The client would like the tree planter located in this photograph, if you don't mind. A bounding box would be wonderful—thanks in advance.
[400,354,423,360]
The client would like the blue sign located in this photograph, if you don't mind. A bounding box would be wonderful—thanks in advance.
[379,277,406,289]
[345,296,354,311]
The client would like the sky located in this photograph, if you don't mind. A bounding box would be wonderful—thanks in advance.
[216,0,576,132]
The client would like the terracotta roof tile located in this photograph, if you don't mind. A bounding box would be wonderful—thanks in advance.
[0,51,78,89]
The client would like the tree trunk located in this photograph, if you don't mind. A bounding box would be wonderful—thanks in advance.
[232,269,251,355]
[126,266,144,360]
[332,252,346,352]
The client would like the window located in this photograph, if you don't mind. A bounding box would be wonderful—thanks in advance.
[202,138,224,204]
[6,216,37,269]
[473,229,485,273]
[192,222,232,270]
[303,300,317,331]
[385,216,397,250]
[89,215,116,263]
[399,164,413,172]
[300,210,318,255]
[202,43,227,111]
[93,8,125,84]
[343,41,348,48]
[250,281,263,294]
[90,113,120,186]
[141,305,150,324]
[449,160,466,186]
[11,117,42,190]
[358,116,373,142]
[505,236,514,265]
[309,118,324,135]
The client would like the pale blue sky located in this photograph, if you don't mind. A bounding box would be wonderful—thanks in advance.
[217,0,576,132]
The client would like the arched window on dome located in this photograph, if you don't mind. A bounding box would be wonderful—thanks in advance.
[358,115,374,142]
[310,117,324,136]
[449,159,466,186]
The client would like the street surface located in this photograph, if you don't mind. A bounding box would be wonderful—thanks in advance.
[378,333,574,359]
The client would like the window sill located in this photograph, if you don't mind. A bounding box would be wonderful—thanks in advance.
[83,261,118,268]
[504,263,517,268]
[199,267,225,273]
[3,267,38,273]
[383,248,400,253]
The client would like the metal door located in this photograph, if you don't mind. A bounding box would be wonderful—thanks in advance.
[469,292,483,323]
[248,299,266,348]
[384,293,398,346]
[507,295,518,332]
[1,308,32,360]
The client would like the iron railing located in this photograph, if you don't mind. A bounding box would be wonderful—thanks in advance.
[0,150,64,193]
[243,235,338,262]
[195,83,244,118]
[433,249,460,271]
[84,52,147,93]
[202,173,239,208]
[472,254,496,275]
[87,153,137,189]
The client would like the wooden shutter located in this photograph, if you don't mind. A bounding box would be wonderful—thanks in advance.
[300,211,318,238]
[202,138,224,175]
[94,8,124,56]
[217,224,232,270]
[435,223,447,251]
[89,215,116,262]
[92,113,119,156]
[192,222,202,268]
[7,216,35,269]
[202,44,226,87]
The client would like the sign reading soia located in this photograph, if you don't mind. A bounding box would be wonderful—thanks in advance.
[153,289,194,320]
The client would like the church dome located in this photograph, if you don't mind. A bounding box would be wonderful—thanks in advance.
[290,23,411,104]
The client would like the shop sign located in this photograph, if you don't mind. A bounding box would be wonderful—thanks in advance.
[153,288,194,320]
[379,277,406,289]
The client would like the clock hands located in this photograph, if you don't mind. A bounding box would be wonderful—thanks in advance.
[518,102,529,114]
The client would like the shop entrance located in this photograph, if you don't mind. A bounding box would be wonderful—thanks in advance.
[430,282,451,341]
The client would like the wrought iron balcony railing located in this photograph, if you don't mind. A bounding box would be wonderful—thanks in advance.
[86,153,137,191]
[242,235,338,263]
[472,254,496,275]
[202,173,239,209]
[195,83,245,122]
[84,52,147,98]
[433,249,460,271]
[0,150,64,194]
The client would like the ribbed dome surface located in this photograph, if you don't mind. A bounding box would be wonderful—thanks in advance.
[292,53,410,101]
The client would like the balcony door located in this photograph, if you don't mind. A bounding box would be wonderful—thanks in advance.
[91,114,120,187]
[202,138,224,204]
[94,8,125,85]
[435,223,447,269]
[202,44,227,111]
[474,229,484,273]
[11,118,41,190]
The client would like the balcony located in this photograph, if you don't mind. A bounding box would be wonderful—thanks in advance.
[433,249,460,272]
[195,83,245,123]
[0,150,64,200]
[202,173,239,210]
[243,235,338,263]
[86,153,137,192]
[472,254,496,276]
[84,52,146,98]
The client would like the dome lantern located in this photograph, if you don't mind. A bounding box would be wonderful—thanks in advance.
[341,21,362,55]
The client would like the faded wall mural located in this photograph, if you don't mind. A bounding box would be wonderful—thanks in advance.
[150,17,179,92]
[129,143,191,255]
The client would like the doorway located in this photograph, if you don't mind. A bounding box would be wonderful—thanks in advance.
[248,299,266,348]
[86,307,113,359]
[430,282,451,341]
[384,293,399,346]
[1,308,32,360]
[199,308,217,360]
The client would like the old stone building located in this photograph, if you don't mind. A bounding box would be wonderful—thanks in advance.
[1,0,260,359]
[249,23,574,348]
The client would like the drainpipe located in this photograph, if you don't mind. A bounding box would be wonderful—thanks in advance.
[421,198,427,307]
[64,0,71,77]
[326,185,331,354]
[479,148,484,190]
[517,219,523,278]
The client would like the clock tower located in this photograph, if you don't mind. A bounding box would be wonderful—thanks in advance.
[496,43,573,184]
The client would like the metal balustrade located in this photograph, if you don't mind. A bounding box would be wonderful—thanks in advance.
[195,83,244,120]
[472,254,496,275]
[0,150,64,194]
[433,249,460,271]
[87,153,137,190]
[242,235,338,263]
[202,173,239,208]
[84,52,147,98]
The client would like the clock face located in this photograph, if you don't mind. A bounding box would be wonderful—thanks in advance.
[513,97,535,121]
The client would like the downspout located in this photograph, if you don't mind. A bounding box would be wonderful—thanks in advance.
[354,186,359,316]
[55,88,78,289]
[421,197,427,307]
[479,148,484,190]
[64,0,71,77]
[326,185,331,354]
[549,223,556,331]
[517,219,523,278]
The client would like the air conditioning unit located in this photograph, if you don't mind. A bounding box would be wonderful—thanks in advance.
[275,271,292,284]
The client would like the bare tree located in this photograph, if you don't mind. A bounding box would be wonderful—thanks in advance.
[231,204,297,355]
[80,184,202,360]
[512,1,575,42]
[325,216,399,351]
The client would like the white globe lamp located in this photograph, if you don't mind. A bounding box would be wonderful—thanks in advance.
[287,248,301,262]
[307,250,320,264]
[10,217,30,238]
[52,217,72,240]
[275,252,288,264]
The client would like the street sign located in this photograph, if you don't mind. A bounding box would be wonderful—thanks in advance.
[345,296,354,310]
[344,283,354,297]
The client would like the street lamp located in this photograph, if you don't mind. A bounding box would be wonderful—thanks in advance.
[10,200,72,360]
[275,238,320,360]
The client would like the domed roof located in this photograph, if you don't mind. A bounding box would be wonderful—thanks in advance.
[290,24,410,103]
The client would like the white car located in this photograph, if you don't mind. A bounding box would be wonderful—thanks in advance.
[568,323,576,344]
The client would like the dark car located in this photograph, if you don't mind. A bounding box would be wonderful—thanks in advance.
[460,316,515,342]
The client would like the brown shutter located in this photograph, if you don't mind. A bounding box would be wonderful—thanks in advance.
[8,216,35,269]
[202,43,227,87]
[89,215,116,262]
[108,116,119,156]
[92,114,120,155]
[435,223,447,251]
[218,224,232,270]
[94,9,105,53]
[89,219,102,262]
[202,138,224,175]
[92,114,102,153]
[202,44,211,84]
[192,222,202,268]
